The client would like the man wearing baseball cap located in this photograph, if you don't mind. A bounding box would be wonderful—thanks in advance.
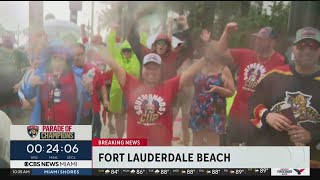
[293,27,320,66]
[248,27,320,162]
[217,23,286,146]
[102,49,209,145]
[252,26,278,39]
[143,53,162,65]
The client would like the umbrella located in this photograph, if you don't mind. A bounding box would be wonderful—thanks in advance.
[43,19,81,42]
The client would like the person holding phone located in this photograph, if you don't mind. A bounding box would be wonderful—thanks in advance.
[217,22,286,146]
[248,27,320,161]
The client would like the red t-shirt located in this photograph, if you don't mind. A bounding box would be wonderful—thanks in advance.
[83,63,105,113]
[229,49,285,121]
[82,36,89,45]
[101,70,113,86]
[41,72,77,125]
[122,72,181,146]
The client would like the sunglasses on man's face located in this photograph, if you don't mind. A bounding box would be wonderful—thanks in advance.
[296,41,320,51]
[155,40,169,46]
[122,48,132,53]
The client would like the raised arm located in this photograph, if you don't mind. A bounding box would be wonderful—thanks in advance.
[166,17,174,40]
[127,15,143,63]
[107,23,120,59]
[173,15,191,52]
[80,24,89,44]
[217,22,238,64]
[100,47,126,87]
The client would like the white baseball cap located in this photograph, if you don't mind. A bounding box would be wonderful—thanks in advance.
[143,53,162,65]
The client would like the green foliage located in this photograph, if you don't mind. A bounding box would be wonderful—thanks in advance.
[100,1,290,52]
[228,1,290,52]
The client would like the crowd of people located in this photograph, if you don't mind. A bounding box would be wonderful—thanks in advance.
[0,10,319,168]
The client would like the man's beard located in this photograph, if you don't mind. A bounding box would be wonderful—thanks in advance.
[295,57,317,68]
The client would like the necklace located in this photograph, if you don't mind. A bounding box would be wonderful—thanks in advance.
[256,51,274,64]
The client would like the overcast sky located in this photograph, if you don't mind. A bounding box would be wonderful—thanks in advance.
[0,1,105,31]
[0,1,106,45]
[0,1,288,45]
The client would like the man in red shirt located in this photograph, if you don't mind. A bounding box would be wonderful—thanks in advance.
[217,23,286,145]
[101,45,208,145]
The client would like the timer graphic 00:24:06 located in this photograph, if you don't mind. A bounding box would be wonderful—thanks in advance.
[10,141,92,160]
[26,144,79,154]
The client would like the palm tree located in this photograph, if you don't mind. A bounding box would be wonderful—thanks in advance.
[98,1,122,31]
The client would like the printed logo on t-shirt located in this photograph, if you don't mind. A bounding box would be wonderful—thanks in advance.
[243,63,266,92]
[134,94,166,126]
[271,91,320,125]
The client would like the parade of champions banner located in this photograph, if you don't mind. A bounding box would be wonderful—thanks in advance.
[10,125,310,176]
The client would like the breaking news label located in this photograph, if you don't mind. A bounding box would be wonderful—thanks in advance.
[10,125,92,176]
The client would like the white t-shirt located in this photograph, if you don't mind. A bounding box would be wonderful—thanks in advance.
[291,52,295,61]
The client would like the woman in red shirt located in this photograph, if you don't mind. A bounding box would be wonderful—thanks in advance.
[31,45,77,125]
[102,49,208,146]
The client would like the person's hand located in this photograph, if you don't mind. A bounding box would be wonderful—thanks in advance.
[82,77,94,94]
[225,22,238,33]
[177,15,189,30]
[102,100,110,109]
[288,125,312,145]
[266,112,292,132]
[167,17,174,28]
[206,85,219,93]
[21,98,32,110]
[12,82,21,93]
[200,29,211,42]
[31,75,44,86]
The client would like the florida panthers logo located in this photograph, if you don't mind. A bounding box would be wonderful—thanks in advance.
[271,91,320,125]
[27,125,39,138]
